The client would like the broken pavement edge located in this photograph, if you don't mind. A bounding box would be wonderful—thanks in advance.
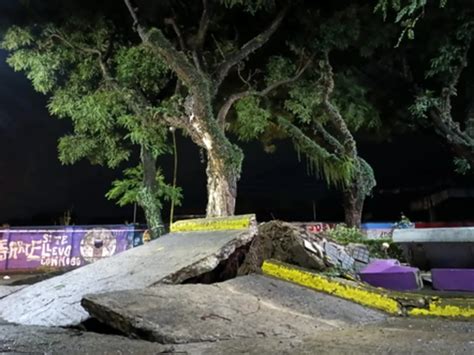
[262,260,474,319]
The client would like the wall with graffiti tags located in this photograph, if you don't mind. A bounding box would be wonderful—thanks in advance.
[0,225,145,272]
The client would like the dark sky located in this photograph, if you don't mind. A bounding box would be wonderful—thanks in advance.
[0,1,471,226]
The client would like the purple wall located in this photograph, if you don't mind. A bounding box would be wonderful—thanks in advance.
[0,225,144,272]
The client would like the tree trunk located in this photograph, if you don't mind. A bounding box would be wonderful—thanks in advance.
[206,149,238,217]
[184,94,243,218]
[342,185,365,228]
[139,146,165,238]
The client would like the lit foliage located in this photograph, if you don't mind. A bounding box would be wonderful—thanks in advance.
[106,166,182,209]
[375,0,448,43]
[406,15,474,172]
[234,96,271,141]
[1,17,177,216]
[220,0,275,14]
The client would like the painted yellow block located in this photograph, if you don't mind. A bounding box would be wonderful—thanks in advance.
[170,214,256,233]
[262,260,401,315]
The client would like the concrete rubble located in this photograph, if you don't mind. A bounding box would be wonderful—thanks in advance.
[239,221,373,277]
[0,321,173,354]
[82,274,386,344]
[0,225,256,326]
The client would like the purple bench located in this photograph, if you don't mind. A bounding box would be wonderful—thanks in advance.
[432,269,474,292]
[359,259,423,291]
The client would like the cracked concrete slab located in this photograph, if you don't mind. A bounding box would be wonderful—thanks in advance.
[172,318,474,354]
[0,227,255,327]
[82,275,386,344]
[0,322,173,354]
[0,285,26,299]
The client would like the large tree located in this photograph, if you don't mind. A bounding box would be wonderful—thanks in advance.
[220,5,381,227]
[2,10,181,237]
[121,0,293,216]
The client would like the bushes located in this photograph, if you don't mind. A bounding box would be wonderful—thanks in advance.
[326,225,404,261]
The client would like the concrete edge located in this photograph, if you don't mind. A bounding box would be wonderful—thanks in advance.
[262,260,474,319]
[170,214,256,232]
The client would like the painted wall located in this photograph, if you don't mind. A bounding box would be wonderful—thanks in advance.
[0,225,145,272]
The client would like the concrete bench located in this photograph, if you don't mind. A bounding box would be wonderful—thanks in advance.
[393,227,474,269]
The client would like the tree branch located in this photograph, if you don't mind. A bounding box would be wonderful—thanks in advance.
[217,56,312,128]
[213,4,289,93]
[164,17,186,52]
[319,51,358,157]
[123,0,202,91]
[196,0,210,51]
[311,120,345,154]
[49,33,101,56]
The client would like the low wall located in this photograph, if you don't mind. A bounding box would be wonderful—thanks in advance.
[0,225,145,273]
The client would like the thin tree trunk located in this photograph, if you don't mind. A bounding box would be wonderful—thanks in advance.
[139,146,164,238]
[342,185,365,228]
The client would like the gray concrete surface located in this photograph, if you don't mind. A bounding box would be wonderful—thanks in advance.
[0,322,173,354]
[393,227,474,242]
[0,285,25,299]
[0,228,255,327]
[82,275,386,344]
[0,314,473,354]
[173,318,474,354]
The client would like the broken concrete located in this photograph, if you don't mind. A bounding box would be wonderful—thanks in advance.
[0,226,255,327]
[0,285,25,299]
[238,221,326,275]
[82,275,386,344]
[0,322,173,354]
[1,317,473,354]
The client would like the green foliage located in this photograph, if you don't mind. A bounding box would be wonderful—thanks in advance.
[234,96,271,141]
[115,45,170,93]
[333,73,381,131]
[220,0,274,14]
[327,225,404,260]
[453,157,471,174]
[327,225,366,245]
[106,166,182,209]
[409,91,440,119]
[265,56,296,85]
[285,79,322,124]
[278,116,355,188]
[375,0,449,44]
[318,7,360,51]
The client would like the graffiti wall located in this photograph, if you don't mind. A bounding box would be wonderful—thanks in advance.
[0,225,145,272]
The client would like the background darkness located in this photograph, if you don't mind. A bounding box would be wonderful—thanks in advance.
[0,2,472,226]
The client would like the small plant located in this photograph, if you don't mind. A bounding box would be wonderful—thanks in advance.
[393,212,414,229]
[327,224,405,261]
[327,225,366,245]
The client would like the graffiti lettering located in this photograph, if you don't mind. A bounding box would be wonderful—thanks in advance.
[40,256,81,267]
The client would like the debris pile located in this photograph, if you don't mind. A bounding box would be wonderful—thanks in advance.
[238,221,374,277]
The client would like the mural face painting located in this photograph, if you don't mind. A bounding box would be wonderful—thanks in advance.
[0,225,143,272]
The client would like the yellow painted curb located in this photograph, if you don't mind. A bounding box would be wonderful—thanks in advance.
[170,214,256,233]
[262,260,401,315]
[262,260,474,319]
[408,299,474,318]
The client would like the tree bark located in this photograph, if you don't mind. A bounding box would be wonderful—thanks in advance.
[206,149,238,217]
[139,146,165,238]
[342,184,365,228]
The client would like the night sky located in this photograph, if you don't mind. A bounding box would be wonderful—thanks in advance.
[0,1,471,226]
